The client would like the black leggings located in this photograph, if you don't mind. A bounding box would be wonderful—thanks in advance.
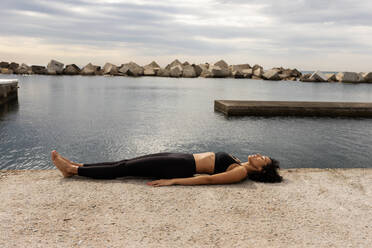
[77,152,196,179]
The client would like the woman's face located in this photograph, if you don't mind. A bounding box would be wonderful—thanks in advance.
[248,154,271,171]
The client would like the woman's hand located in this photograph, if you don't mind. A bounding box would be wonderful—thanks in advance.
[146,179,175,187]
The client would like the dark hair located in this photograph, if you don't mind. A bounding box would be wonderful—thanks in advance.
[247,157,283,183]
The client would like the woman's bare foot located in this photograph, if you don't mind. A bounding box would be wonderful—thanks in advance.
[51,150,77,177]
[54,151,83,167]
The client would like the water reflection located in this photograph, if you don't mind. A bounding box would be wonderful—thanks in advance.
[0,100,19,118]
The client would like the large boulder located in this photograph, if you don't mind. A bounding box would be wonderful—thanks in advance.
[144,61,161,76]
[8,62,19,71]
[300,73,312,82]
[275,68,301,79]
[182,65,197,78]
[47,59,64,75]
[231,70,244,78]
[253,67,264,77]
[182,61,190,66]
[230,64,251,78]
[336,72,363,83]
[309,70,327,82]
[0,68,13,74]
[119,62,144,76]
[200,68,213,78]
[242,69,253,78]
[363,72,372,83]
[278,73,291,80]
[359,72,367,81]
[262,69,281,81]
[198,63,209,71]
[169,65,183,77]
[63,64,81,75]
[230,64,251,72]
[209,65,230,78]
[273,67,284,72]
[0,62,9,68]
[31,65,47,74]
[157,68,170,77]
[145,61,161,69]
[165,59,183,70]
[284,68,302,78]
[285,77,297,81]
[198,63,211,78]
[192,64,203,77]
[325,73,337,82]
[95,69,104,76]
[81,63,101,75]
[103,63,118,75]
[252,64,263,71]
[214,60,229,69]
[251,75,262,80]
[15,63,32,74]
[144,68,156,76]
[120,62,143,76]
[359,72,366,82]
[118,66,129,75]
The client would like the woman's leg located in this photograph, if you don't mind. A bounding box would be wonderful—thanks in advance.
[80,160,127,167]
[52,150,118,179]
[76,153,195,180]
[80,152,173,167]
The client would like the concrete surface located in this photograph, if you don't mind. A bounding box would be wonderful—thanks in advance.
[0,169,371,247]
[214,100,372,117]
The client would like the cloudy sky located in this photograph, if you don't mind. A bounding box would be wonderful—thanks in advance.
[1,0,372,71]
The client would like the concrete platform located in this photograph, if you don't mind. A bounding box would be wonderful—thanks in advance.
[0,79,18,106]
[0,169,371,247]
[215,100,372,117]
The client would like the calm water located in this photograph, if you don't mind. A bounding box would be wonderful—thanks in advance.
[1,75,372,170]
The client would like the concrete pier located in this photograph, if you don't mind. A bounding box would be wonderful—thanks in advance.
[215,100,372,117]
[0,169,371,247]
[0,79,18,106]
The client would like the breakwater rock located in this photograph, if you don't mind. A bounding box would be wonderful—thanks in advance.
[64,64,81,75]
[1,59,372,83]
[47,60,64,75]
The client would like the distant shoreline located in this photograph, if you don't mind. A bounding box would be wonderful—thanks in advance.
[1,59,372,83]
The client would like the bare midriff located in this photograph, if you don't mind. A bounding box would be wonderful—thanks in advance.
[192,152,215,174]
[192,152,240,174]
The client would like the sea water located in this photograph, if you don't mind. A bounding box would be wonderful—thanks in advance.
[1,75,372,169]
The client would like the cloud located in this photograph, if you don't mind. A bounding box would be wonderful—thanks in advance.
[1,0,372,70]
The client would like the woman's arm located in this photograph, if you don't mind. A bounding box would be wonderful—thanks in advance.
[147,166,248,187]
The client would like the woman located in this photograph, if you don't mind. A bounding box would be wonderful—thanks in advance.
[51,150,282,187]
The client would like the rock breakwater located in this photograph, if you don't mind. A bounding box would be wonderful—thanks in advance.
[1,59,371,83]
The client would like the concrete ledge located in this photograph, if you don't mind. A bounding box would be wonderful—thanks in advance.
[215,100,372,117]
[0,169,371,247]
[0,79,18,106]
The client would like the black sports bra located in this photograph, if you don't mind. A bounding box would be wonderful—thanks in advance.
[214,152,240,174]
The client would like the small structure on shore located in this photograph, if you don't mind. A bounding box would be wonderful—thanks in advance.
[0,79,18,106]
[214,100,372,117]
